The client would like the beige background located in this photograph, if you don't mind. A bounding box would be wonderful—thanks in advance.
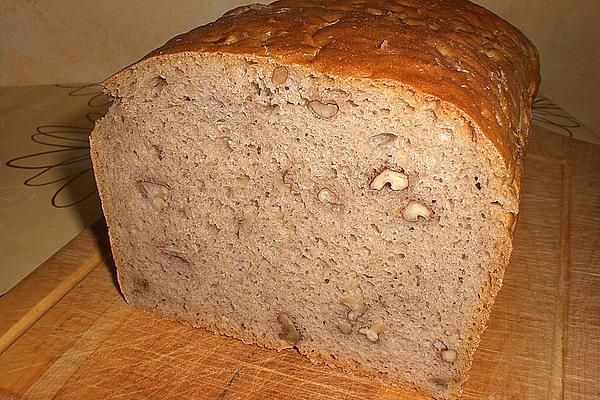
[0,84,105,294]
[1,0,599,133]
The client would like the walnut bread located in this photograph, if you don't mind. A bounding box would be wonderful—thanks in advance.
[90,1,540,398]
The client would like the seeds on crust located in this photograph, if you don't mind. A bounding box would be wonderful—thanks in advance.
[277,313,301,345]
[271,66,289,85]
[222,33,242,45]
[308,100,339,119]
[365,6,384,15]
[484,48,503,62]
[224,4,268,17]
[341,296,369,321]
[435,42,453,58]
[137,180,169,210]
[402,200,432,222]
[358,320,387,343]
[370,169,409,191]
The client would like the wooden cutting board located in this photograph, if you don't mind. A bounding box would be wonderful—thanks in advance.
[0,127,598,400]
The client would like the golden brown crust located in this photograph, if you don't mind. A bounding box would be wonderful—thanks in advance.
[139,0,540,172]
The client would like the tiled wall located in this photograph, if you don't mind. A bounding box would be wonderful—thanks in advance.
[1,0,598,133]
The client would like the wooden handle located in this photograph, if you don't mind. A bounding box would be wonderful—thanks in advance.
[0,252,103,355]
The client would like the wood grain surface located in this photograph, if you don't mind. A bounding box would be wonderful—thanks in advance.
[0,127,598,400]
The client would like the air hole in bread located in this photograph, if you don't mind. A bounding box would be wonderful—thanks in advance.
[150,76,168,89]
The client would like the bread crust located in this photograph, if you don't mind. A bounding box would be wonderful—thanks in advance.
[122,0,539,174]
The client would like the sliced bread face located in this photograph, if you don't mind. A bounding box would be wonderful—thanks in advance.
[91,52,516,399]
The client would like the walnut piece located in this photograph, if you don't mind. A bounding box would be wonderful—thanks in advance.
[370,169,409,191]
[308,100,339,119]
[433,340,458,363]
[441,349,458,363]
[336,320,353,334]
[358,320,387,343]
[277,313,301,345]
[392,148,411,168]
[137,180,169,210]
[341,296,369,321]
[402,200,432,222]
[430,377,452,387]
[368,133,397,146]
[317,188,339,204]
[157,244,190,263]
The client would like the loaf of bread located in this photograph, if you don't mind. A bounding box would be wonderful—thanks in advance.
[90,1,540,398]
